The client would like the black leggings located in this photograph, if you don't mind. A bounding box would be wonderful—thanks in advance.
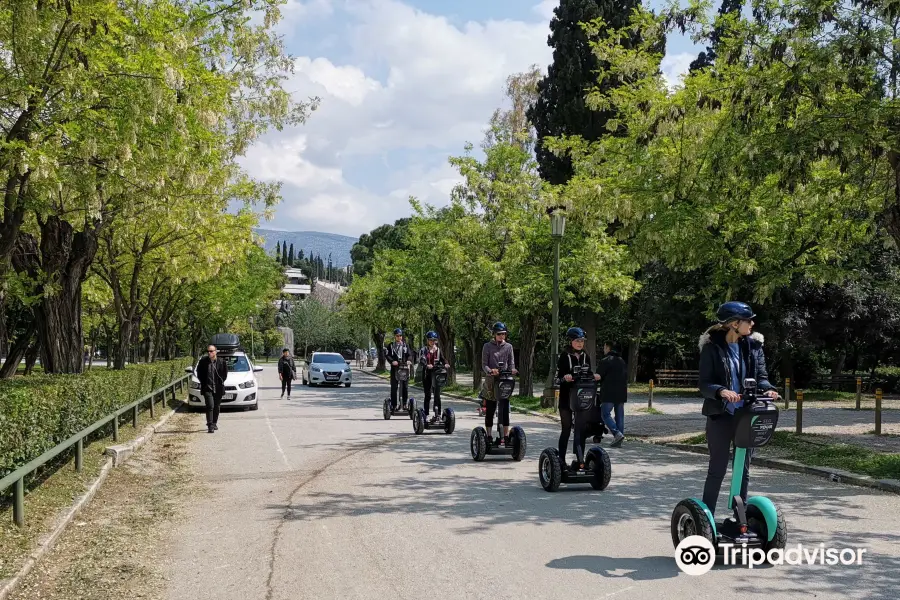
[281,377,292,396]
[390,371,408,409]
[423,370,441,414]
[485,399,510,433]
[702,414,752,515]
[558,407,573,462]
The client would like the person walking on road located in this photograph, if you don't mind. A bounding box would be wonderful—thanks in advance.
[598,341,628,447]
[481,321,518,446]
[197,344,228,434]
[698,301,779,515]
[278,348,297,399]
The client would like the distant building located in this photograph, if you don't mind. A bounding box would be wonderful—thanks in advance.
[282,268,311,299]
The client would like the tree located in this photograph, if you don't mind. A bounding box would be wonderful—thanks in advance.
[350,219,411,277]
[276,241,281,259]
[289,243,294,265]
[527,0,656,186]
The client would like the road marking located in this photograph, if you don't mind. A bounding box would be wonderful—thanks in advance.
[265,410,292,470]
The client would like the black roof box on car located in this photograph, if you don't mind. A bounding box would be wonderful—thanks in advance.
[209,333,240,352]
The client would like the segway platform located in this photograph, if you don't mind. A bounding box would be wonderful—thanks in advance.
[538,446,611,492]
[470,425,526,461]
[382,396,417,420]
[413,407,456,434]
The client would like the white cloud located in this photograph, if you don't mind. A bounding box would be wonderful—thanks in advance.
[244,0,554,236]
[661,52,695,90]
[533,0,558,21]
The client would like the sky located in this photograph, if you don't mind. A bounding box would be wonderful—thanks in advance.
[240,0,704,237]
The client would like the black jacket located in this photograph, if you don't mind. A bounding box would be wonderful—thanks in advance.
[196,355,228,397]
[278,356,297,379]
[554,347,590,409]
[597,351,628,404]
[384,341,412,371]
[698,329,776,417]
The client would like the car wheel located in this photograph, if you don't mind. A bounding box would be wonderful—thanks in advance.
[344,383,351,387]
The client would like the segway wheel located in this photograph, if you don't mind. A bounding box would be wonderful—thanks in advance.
[413,409,426,434]
[443,408,455,434]
[586,447,611,491]
[747,504,787,555]
[539,448,562,492]
[382,399,391,420]
[510,426,526,461]
[408,398,417,420]
[671,498,716,549]
[470,427,487,461]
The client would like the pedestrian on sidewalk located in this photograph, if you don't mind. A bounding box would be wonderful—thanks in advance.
[598,341,628,447]
[278,348,297,399]
[698,301,779,515]
[197,344,228,433]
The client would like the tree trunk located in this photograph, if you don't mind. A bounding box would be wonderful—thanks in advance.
[830,351,847,376]
[11,217,100,374]
[627,318,646,384]
[469,328,483,392]
[0,324,34,379]
[374,330,386,371]
[581,307,598,368]
[517,313,539,397]
[432,313,456,385]
[23,340,40,375]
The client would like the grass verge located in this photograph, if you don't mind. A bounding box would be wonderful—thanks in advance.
[637,406,664,415]
[0,395,181,582]
[674,431,900,480]
[6,409,199,600]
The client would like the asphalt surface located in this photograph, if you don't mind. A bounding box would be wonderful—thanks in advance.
[165,366,900,600]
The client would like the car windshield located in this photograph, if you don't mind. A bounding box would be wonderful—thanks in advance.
[198,355,250,372]
[313,354,345,364]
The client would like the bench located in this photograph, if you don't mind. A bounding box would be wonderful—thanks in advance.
[654,369,699,387]
[806,374,872,392]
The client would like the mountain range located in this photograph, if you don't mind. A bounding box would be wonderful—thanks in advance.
[254,229,357,267]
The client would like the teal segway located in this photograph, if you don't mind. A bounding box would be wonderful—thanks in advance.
[671,378,786,558]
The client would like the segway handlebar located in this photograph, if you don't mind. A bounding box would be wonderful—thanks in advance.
[741,378,780,404]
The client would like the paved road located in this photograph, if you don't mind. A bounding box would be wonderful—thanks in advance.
[163,366,900,600]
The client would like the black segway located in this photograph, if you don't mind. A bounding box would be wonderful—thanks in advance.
[382,363,417,420]
[470,362,526,461]
[539,364,612,492]
[413,365,455,434]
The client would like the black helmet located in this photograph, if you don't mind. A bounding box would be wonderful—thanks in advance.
[492,322,508,334]
[393,328,403,335]
[566,326,586,341]
[426,331,438,340]
[716,301,756,323]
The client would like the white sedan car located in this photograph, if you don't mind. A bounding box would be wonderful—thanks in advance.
[185,351,264,411]
[301,352,352,387]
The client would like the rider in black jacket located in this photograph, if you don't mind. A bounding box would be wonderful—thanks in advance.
[418,331,446,421]
[698,301,779,515]
[555,327,601,470]
[384,328,412,411]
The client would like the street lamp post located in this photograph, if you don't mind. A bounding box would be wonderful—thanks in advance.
[544,206,566,408]
[249,316,255,362]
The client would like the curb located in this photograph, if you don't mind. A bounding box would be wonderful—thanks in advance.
[0,403,184,600]
[359,369,900,495]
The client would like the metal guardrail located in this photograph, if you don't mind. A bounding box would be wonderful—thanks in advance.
[0,373,190,527]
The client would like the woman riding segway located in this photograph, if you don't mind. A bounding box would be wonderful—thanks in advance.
[419,331,446,423]
[698,301,779,516]
[481,321,518,446]
[555,326,601,471]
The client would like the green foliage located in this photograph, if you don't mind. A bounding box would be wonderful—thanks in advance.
[0,358,192,477]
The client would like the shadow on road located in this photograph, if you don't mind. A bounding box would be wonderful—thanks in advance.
[546,554,681,581]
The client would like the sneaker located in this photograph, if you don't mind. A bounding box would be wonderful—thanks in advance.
[611,433,625,447]
[593,435,603,443]
[208,425,215,433]
[213,424,218,431]
[570,459,581,472]
[503,435,510,446]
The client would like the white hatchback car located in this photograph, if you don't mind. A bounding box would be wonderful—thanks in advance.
[186,351,264,411]
[301,352,352,387]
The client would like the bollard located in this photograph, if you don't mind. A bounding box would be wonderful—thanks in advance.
[76,438,83,473]
[784,378,791,410]
[876,388,883,436]
[856,377,862,411]
[649,379,654,409]
[796,390,803,434]
[149,392,155,419]
[113,413,119,442]
[133,404,139,428]
[14,477,24,527]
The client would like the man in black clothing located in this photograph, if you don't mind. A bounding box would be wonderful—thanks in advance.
[278,348,297,399]
[385,328,412,411]
[196,344,228,433]
[555,326,601,469]
[598,341,628,447]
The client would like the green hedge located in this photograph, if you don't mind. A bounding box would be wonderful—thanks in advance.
[0,358,192,478]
